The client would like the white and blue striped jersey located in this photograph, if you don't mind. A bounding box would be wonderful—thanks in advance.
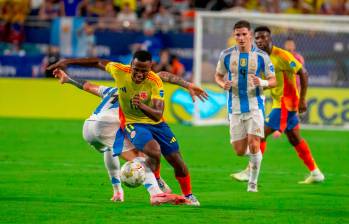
[216,45,275,114]
[87,86,119,122]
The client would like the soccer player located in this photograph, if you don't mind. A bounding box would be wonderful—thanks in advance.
[48,51,203,206]
[231,26,325,184]
[214,20,277,192]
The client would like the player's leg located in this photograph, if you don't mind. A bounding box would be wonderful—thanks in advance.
[124,124,185,204]
[82,120,124,202]
[285,124,324,184]
[244,109,265,192]
[150,122,199,206]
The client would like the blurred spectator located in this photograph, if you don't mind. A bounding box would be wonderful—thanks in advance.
[97,1,118,31]
[30,0,44,15]
[41,45,61,78]
[87,0,106,17]
[181,1,195,33]
[62,0,82,16]
[282,0,303,14]
[76,0,89,16]
[117,2,138,30]
[77,23,96,57]
[153,49,185,77]
[154,5,175,32]
[131,20,163,61]
[113,0,137,12]
[137,0,159,18]
[4,40,26,57]
[39,0,65,20]
[284,37,304,64]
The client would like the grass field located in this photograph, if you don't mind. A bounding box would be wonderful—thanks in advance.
[0,117,348,224]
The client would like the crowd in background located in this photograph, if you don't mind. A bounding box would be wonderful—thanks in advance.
[0,0,348,80]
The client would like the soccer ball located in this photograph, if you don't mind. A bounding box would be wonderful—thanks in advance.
[120,160,146,188]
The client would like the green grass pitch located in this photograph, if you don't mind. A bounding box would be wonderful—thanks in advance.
[0,118,348,224]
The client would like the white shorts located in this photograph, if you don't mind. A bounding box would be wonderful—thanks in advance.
[229,109,264,143]
[82,120,134,153]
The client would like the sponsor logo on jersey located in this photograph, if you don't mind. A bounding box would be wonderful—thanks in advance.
[290,61,296,68]
[269,63,275,73]
[170,137,177,143]
[159,90,164,97]
[139,91,148,100]
[130,131,136,139]
[120,87,127,93]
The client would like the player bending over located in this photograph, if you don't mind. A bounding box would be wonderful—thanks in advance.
[49,51,207,205]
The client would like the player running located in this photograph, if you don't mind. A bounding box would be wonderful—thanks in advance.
[214,20,277,192]
[48,51,204,206]
[231,26,325,184]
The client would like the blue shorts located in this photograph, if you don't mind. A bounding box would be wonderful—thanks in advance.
[124,122,179,156]
[265,108,299,132]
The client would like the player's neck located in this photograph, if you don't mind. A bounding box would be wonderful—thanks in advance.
[238,45,251,53]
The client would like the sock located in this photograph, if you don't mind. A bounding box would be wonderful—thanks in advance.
[134,157,162,196]
[104,150,122,193]
[260,141,267,155]
[294,139,317,171]
[154,165,161,179]
[248,151,262,184]
[175,175,192,196]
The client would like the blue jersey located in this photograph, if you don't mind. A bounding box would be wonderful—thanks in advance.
[87,86,119,122]
[216,45,275,114]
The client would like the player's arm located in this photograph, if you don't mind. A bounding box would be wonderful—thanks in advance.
[47,58,111,71]
[214,52,232,91]
[53,69,101,97]
[251,55,277,88]
[132,96,164,122]
[215,72,232,90]
[157,71,208,102]
[297,67,308,113]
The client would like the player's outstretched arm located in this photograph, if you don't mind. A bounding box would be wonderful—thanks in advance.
[157,71,208,102]
[53,69,101,97]
[132,95,164,122]
[47,58,111,71]
[297,67,309,113]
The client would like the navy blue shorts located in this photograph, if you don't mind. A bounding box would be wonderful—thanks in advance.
[265,108,299,132]
[124,122,179,156]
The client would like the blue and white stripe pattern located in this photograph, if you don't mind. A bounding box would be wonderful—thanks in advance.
[216,45,275,115]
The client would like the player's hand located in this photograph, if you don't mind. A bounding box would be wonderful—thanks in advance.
[46,59,67,71]
[299,99,307,113]
[250,74,261,86]
[53,69,69,84]
[131,94,141,107]
[188,83,209,102]
[222,80,233,91]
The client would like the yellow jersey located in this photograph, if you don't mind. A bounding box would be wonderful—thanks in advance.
[105,62,164,125]
[270,46,303,111]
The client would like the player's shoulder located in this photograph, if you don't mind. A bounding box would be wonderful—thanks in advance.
[272,46,294,60]
[252,46,269,58]
[219,46,237,58]
[106,62,131,73]
[99,86,117,97]
[146,71,163,87]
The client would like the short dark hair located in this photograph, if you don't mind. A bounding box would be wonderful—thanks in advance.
[233,20,251,30]
[133,50,152,62]
[254,26,271,34]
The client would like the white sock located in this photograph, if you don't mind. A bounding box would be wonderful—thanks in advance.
[104,150,122,193]
[134,157,162,196]
[248,151,262,184]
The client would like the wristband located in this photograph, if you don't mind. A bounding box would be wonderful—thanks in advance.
[67,77,87,89]
[260,79,269,87]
